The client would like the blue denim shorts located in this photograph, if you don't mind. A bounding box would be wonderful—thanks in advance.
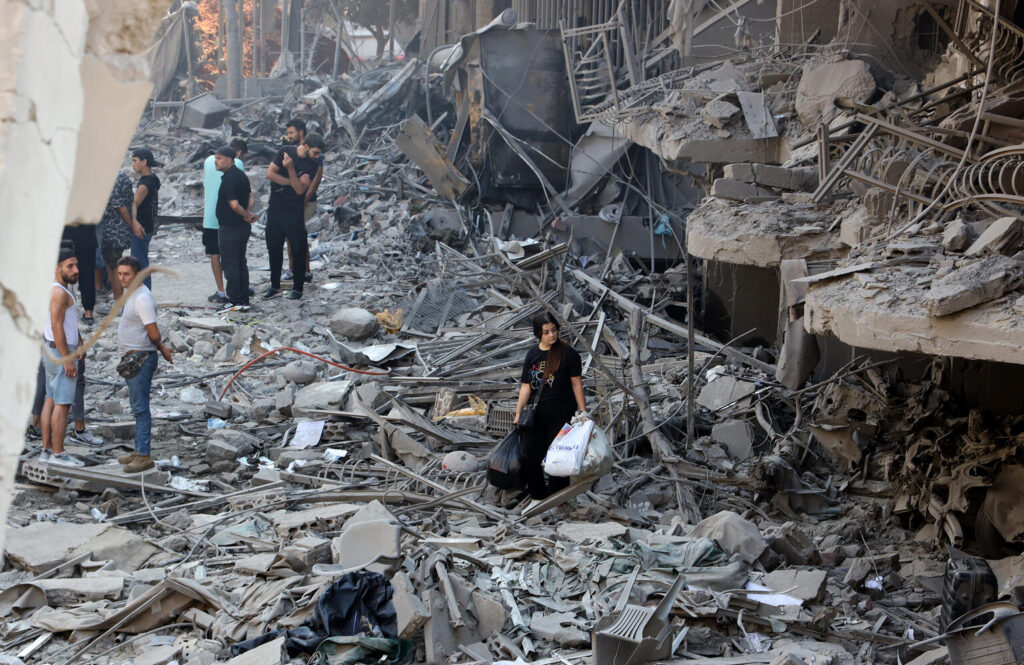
[42,344,77,405]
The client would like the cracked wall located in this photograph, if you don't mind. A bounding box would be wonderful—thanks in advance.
[0,0,165,556]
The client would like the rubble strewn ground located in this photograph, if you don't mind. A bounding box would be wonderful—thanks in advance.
[10,2,1024,665]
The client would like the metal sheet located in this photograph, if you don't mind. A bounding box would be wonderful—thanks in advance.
[478,29,573,190]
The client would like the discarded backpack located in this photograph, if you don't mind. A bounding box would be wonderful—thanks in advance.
[487,428,526,490]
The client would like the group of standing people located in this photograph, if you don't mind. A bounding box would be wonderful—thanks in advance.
[32,145,168,470]
[36,245,170,474]
[201,119,326,309]
[32,120,329,470]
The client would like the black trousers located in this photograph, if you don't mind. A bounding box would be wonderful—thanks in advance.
[218,224,250,304]
[62,225,97,311]
[266,206,307,293]
[521,402,574,499]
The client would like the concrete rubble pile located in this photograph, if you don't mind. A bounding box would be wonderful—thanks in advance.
[11,2,1024,665]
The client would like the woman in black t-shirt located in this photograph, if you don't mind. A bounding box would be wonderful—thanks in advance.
[514,313,586,501]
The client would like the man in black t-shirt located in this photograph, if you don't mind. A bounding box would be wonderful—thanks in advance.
[263,133,325,301]
[130,148,161,289]
[214,146,256,309]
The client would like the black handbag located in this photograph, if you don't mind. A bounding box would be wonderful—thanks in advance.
[517,375,546,429]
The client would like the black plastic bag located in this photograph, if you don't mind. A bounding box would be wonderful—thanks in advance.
[487,428,526,490]
[230,571,398,657]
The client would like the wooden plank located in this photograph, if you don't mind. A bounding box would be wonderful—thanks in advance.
[394,114,471,200]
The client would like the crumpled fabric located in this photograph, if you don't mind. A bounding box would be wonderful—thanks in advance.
[689,511,767,564]
[617,538,750,593]
[621,537,728,572]
[230,571,398,657]
[310,636,414,665]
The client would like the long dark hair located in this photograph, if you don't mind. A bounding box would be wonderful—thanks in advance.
[531,312,564,379]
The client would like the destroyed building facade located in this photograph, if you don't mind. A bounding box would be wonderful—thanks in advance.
[8,1,1024,664]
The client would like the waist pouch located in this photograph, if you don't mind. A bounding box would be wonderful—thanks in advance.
[117,351,149,379]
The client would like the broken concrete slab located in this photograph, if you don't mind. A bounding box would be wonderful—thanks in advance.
[33,576,125,604]
[925,255,1021,316]
[795,56,875,126]
[763,522,817,566]
[392,571,430,639]
[762,569,827,602]
[223,636,284,665]
[711,178,779,202]
[697,376,758,412]
[965,216,1024,256]
[701,98,741,129]
[556,521,628,543]
[273,503,360,537]
[711,419,757,459]
[4,522,108,572]
[292,380,354,416]
[943,218,971,252]
[178,316,233,333]
[843,552,899,587]
[723,163,817,191]
[70,524,158,572]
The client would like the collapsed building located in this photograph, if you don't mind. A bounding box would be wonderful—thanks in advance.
[8,1,1024,664]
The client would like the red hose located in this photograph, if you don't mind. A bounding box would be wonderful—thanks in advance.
[218,347,390,399]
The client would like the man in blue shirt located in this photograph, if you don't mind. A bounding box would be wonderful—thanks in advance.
[202,139,247,303]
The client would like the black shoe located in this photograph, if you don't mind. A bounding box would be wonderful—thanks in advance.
[304,272,313,283]
[286,290,302,300]
[25,425,41,441]
[262,287,279,299]
[247,287,255,296]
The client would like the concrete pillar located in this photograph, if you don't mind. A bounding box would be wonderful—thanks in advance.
[0,0,164,556]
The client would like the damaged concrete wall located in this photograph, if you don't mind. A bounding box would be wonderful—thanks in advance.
[0,0,164,556]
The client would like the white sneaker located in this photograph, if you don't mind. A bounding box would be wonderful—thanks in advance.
[38,449,51,463]
[520,498,544,515]
[69,429,104,447]
[49,452,85,467]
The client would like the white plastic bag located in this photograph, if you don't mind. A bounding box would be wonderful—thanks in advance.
[543,419,595,477]
[574,425,612,478]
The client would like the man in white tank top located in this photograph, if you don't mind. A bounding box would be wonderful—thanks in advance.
[40,243,85,466]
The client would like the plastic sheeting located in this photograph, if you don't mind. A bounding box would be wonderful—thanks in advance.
[231,571,399,658]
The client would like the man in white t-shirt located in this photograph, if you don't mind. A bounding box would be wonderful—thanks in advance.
[202,139,247,303]
[115,256,172,473]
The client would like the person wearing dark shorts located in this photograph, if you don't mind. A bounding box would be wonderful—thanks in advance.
[214,146,255,309]
[263,133,325,300]
[202,139,246,303]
